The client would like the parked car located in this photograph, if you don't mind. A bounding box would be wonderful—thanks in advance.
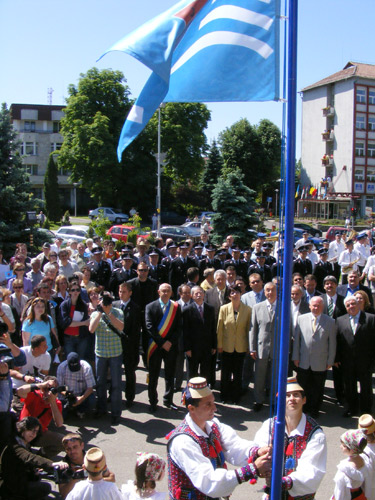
[159,211,186,226]
[106,225,150,243]
[181,221,212,235]
[89,207,129,223]
[325,226,348,241]
[54,225,95,243]
[152,226,200,243]
[294,223,322,237]
[198,211,216,222]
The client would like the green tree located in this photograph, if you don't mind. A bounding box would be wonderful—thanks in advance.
[0,103,35,252]
[219,118,281,193]
[211,168,257,247]
[148,102,211,185]
[59,68,157,215]
[200,139,223,203]
[44,153,61,222]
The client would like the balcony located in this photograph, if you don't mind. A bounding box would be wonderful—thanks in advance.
[322,130,334,142]
[322,106,334,117]
[321,154,334,166]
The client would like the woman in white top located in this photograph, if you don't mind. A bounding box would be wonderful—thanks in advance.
[332,429,372,500]
[121,452,166,500]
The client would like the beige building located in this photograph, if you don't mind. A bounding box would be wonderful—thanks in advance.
[299,62,375,219]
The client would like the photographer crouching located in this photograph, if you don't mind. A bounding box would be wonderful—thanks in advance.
[57,352,96,420]
[59,433,116,499]
[0,325,26,448]
[0,416,68,500]
[89,292,124,425]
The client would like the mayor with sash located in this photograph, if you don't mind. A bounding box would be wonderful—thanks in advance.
[145,283,182,413]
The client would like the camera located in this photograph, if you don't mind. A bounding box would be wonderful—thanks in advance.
[63,390,78,409]
[102,293,113,307]
[39,467,87,484]
[0,346,14,370]
[50,384,69,395]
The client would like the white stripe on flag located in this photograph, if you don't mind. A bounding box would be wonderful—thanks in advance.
[199,6,274,31]
[128,105,144,124]
[171,30,273,74]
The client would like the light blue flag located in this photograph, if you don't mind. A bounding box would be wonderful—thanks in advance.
[99,0,280,160]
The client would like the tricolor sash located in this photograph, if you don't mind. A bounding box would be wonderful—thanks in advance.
[147,300,179,363]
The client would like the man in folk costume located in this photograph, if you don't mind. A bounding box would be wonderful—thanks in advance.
[145,283,182,413]
[167,377,271,500]
[254,377,327,500]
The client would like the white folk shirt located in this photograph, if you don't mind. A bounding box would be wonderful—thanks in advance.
[332,456,372,500]
[66,478,123,500]
[328,241,345,263]
[254,413,327,498]
[354,242,371,267]
[169,414,253,498]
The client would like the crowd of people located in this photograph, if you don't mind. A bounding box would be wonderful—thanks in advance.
[1,225,375,498]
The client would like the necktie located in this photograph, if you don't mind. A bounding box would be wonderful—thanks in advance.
[219,290,224,305]
[312,317,317,333]
[198,305,204,319]
[328,297,334,317]
[350,316,356,334]
[256,293,261,304]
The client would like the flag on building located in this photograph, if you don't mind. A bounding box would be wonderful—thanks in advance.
[99,0,280,160]
[295,184,300,199]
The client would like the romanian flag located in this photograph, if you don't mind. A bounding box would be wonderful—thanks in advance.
[147,301,179,363]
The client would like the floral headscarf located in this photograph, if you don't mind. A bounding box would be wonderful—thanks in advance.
[136,452,166,481]
[340,430,367,455]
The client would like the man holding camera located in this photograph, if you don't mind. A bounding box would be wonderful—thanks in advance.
[57,352,96,419]
[17,376,64,458]
[89,292,124,425]
[0,329,26,447]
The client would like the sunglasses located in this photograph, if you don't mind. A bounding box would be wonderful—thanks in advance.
[16,268,25,271]
[13,286,23,289]
[70,288,80,292]
[138,269,148,272]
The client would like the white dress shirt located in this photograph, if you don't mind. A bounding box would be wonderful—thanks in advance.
[254,413,327,498]
[169,414,253,498]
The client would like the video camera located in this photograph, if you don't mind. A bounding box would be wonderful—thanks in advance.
[96,292,113,312]
[39,466,87,484]
[51,385,78,409]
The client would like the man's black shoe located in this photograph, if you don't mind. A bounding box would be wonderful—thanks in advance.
[149,404,157,414]
[253,403,263,412]
[111,416,121,425]
[164,402,178,410]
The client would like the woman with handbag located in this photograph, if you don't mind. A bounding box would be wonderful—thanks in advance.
[59,282,90,360]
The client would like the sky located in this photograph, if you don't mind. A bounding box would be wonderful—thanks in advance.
[1,0,374,158]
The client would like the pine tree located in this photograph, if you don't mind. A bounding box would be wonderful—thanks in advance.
[200,140,223,203]
[211,168,257,247]
[0,103,34,252]
[44,153,61,222]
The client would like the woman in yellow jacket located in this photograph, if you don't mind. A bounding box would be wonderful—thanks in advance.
[217,284,251,404]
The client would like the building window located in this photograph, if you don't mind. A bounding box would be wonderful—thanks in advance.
[368,143,375,158]
[355,166,365,181]
[53,121,61,133]
[369,90,375,105]
[356,115,366,129]
[25,165,38,175]
[24,121,35,132]
[20,142,38,156]
[58,166,71,176]
[50,143,63,153]
[369,116,375,131]
[367,167,375,182]
[355,142,365,157]
[356,89,366,103]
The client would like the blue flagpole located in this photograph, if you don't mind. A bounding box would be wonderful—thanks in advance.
[270,1,298,500]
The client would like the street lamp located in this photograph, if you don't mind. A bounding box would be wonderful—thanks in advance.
[73,182,79,217]
[275,189,279,218]
[156,104,165,238]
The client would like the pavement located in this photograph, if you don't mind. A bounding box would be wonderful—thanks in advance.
[51,364,359,500]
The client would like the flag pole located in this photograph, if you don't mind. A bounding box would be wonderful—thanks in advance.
[270,0,298,499]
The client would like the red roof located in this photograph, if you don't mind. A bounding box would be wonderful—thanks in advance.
[302,61,375,92]
[10,103,65,121]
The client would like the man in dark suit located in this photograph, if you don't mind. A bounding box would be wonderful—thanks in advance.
[113,282,141,407]
[109,254,137,297]
[169,242,196,298]
[336,295,375,417]
[204,269,231,324]
[337,270,373,306]
[183,286,216,385]
[148,248,166,285]
[321,275,347,405]
[145,283,182,413]
[127,262,158,366]
[303,274,322,304]
[199,244,221,276]
[87,247,111,291]
[248,251,272,284]
[293,245,313,278]
[224,246,247,279]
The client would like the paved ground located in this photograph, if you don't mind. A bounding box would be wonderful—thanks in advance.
[49,364,360,500]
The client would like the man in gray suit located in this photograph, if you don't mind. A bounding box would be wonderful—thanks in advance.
[292,296,336,418]
[249,282,277,412]
[241,273,265,308]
